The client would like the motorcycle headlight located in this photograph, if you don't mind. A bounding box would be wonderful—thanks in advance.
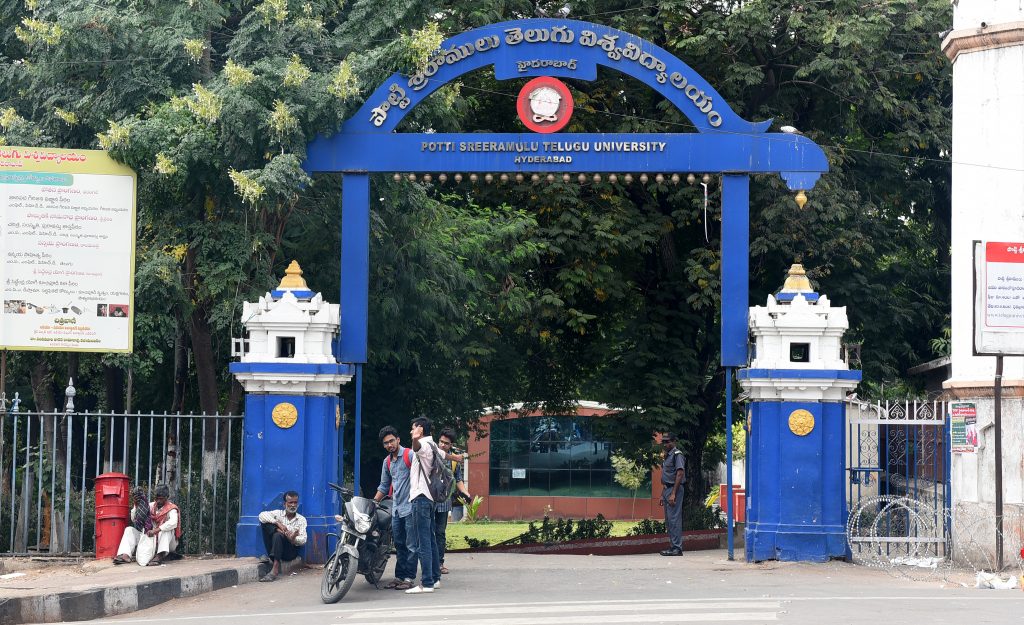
[353,511,372,534]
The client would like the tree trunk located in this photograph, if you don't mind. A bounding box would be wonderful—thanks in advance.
[102,365,127,471]
[29,355,56,413]
[171,326,188,413]
[225,378,243,416]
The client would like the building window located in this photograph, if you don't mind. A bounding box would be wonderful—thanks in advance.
[277,336,296,358]
[789,342,810,363]
[488,416,649,498]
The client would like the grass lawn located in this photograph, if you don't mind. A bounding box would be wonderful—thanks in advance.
[446,520,641,550]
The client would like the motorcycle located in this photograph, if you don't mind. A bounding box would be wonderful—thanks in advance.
[321,482,394,604]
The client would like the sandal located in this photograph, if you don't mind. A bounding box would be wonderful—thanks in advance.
[440,566,449,575]
[384,579,402,589]
[112,555,130,565]
[259,573,278,582]
[146,560,162,567]
[393,580,414,590]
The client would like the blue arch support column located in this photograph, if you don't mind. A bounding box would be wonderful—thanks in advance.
[339,174,369,494]
[304,18,830,550]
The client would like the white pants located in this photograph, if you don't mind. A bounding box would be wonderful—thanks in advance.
[117,527,178,565]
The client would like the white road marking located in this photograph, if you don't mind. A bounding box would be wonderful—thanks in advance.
[334,614,778,625]
[96,593,1019,624]
[346,601,782,619]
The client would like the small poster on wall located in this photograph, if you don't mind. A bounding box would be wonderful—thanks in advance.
[950,401,978,454]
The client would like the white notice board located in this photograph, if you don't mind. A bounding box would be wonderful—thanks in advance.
[974,241,1024,356]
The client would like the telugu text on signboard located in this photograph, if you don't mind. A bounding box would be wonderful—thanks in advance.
[974,241,1024,356]
[1,147,137,352]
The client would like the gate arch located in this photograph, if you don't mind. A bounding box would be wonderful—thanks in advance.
[302,19,831,558]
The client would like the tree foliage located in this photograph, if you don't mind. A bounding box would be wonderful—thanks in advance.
[1,0,952,498]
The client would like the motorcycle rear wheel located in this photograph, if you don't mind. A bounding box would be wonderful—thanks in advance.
[320,551,357,603]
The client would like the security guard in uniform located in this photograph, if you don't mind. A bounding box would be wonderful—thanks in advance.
[659,433,686,556]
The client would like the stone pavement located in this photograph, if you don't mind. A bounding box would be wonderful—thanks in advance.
[0,555,273,624]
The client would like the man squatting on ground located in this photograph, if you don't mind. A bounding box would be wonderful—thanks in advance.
[114,483,180,566]
[659,432,686,556]
[258,490,307,582]
[435,428,471,575]
[374,426,417,590]
[406,416,446,594]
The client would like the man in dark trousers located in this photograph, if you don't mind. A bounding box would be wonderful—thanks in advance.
[258,490,307,581]
[659,433,686,556]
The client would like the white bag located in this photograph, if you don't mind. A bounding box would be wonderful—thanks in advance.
[136,534,157,566]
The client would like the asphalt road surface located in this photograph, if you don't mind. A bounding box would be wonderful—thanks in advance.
[92,550,1023,625]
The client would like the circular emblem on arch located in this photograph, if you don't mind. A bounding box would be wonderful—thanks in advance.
[788,409,815,436]
[272,402,298,429]
[517,77,573,134]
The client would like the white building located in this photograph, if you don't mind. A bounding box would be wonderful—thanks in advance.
[941,4,1024,559]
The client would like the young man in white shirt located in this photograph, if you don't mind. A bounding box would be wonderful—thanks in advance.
[406,416,445,594]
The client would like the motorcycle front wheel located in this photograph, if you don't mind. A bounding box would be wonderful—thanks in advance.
[320,550,358,604]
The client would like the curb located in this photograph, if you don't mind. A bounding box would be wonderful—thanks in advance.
[450,529,726,556]
[0,562,262,625]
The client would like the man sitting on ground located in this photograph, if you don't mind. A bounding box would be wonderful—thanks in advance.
[258,490,307,582]
[114,483,180,566]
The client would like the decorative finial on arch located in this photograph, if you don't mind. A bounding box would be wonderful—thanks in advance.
[278,260,309,291]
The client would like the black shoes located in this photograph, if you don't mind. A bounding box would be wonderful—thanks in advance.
[660,548,683,556]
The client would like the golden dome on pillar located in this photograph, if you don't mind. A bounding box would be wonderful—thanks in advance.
[782,263,813,293]
[277,260,309,290]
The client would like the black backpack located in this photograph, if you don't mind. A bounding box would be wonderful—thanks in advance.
[418,442,456,502]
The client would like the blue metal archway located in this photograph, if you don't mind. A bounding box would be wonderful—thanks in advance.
[303,18,830,559]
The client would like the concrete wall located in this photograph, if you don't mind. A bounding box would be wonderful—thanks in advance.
[943,2,1024,559]
[947,7,1024,387]
[950,398,1024,506]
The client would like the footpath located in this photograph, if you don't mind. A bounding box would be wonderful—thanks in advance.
[0,555,275,624]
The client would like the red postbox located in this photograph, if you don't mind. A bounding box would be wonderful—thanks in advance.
[94,472,130,559]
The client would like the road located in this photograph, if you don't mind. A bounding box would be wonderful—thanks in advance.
[92,550,1022,625]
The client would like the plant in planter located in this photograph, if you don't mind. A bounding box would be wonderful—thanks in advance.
[627,518,666,536]
[463,495,485,523]
[611,453,647,520]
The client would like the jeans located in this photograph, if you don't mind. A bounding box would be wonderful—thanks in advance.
[391,513,416,581]
[663,485,685,551]
[409,496,437,587]
[434,509,449,567]
[261,522,299,562]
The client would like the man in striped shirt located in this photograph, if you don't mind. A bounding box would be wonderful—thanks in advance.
[435,428,470,575]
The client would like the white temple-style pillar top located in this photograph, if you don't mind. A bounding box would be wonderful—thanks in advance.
[232,261,351,394]
[740,263,860,402]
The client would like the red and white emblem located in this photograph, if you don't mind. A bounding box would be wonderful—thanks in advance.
[517,77,574,134]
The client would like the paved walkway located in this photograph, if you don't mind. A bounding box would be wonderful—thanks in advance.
[0,556,265,624]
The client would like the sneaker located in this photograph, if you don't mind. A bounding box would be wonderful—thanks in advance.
[405,585,434,594]
[433,581,441,589]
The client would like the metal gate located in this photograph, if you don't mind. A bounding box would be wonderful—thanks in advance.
[0,400,243,557]
[845,399,951,566]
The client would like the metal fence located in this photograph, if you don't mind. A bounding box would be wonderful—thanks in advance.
[0,405,243,557]
[846,399,950,564]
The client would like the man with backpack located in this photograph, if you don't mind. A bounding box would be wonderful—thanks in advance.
[405,416,450,594]
[435,428,471,575]
[373,426,417,590]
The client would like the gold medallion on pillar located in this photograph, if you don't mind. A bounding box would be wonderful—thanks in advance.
[272,402,298,429]
[788,409,814,436]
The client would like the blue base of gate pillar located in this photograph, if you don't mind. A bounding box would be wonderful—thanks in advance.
[743,400,850,562]
[232,388,343,564]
